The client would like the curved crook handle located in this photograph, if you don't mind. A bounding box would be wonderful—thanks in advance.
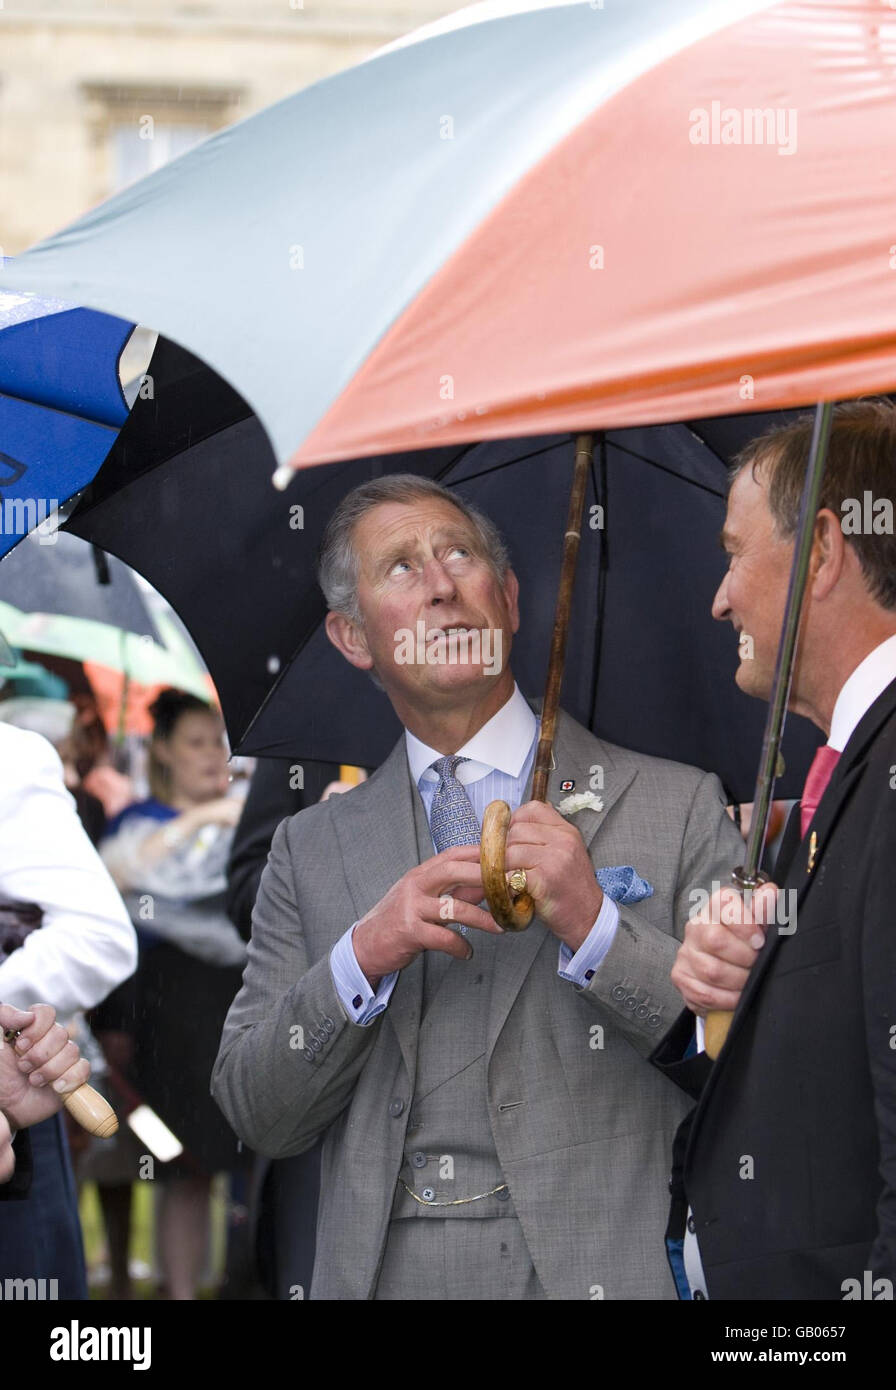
[480,800,535,932]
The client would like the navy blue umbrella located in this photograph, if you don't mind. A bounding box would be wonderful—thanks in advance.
[0,266,133,560]
[60,337,822,802]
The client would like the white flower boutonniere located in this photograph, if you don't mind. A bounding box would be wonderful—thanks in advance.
[555,791,603,817]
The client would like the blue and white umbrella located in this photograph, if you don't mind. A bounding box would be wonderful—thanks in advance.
[0,266,134,559]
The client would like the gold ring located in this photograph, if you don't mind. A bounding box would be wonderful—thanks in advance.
[508,870,528,894]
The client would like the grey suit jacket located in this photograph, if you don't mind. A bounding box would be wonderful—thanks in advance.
[212,699,744,1299]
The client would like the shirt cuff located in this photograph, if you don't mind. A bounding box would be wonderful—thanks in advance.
[694,1015,706,1055]
[557,895,620,987]
[330,923,399,1026]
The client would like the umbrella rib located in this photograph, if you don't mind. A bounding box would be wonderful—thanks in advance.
[450,434,727,498]
[444,438,570,486]
[682,420,730,470]
[608,440,727,498]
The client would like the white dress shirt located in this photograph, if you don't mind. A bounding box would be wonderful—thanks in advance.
[686,634,896,1298]
[330,682,620,1023]
[0,724,137,1017]
[827,634,896,752]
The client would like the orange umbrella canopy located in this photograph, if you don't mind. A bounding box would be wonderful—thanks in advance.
[2,0,895,477]
[83,662,217,737]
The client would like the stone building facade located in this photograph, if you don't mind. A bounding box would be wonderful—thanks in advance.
[0,0,456,254]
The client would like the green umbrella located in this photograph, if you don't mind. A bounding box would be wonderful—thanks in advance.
[0,600,210,699]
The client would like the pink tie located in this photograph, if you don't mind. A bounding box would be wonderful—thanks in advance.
[800,745,841,837]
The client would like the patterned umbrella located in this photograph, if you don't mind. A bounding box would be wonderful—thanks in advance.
[0,269,132,559]
[1,0,894,478]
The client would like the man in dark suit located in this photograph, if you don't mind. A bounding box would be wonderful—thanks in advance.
[655,399,896,1300]
[226,756,341,1298]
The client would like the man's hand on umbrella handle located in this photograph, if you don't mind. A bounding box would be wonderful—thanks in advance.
[502,801,604,950]
[0,1003,90,1131]
[352,844,503,989]
[671,882,779,1017]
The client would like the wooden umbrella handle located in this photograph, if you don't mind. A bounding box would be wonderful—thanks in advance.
[62,1083,119,1138]
[480,434,594,931]
[481,801,536,931]
[704,866,770,1060]
[703,1012,732,1061]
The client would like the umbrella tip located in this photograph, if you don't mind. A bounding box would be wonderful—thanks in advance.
[271,465,294,492]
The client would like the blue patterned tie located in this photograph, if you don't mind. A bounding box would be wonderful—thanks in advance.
[429,755,481,854]
[423,756,481,1004]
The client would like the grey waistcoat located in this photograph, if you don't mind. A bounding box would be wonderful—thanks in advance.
[388,764,519,1222]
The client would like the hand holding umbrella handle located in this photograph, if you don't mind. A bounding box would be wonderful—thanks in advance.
[704,866,770,1061]
[3,1027,119,1138]
[481,801,535,930]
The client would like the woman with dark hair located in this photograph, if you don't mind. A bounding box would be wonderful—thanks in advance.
[100,689,247,1299]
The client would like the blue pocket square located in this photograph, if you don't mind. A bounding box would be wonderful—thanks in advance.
[595,865,654,905]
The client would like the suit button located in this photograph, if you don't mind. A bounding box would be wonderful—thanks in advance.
[647,1013,661,1027]
[322,1016,336,1034]
[303,1047,314,1063]
[388,1098,405,1118]
[311,1037,322,1052]
[314,1028,327,1046]
[611,985,626,1001]
[693,1289,706,1300]
[687,1215,696,1234]
[495,1185,510,1202]
[635,1004,649,1019]
[412,1151,427,1169]
[421,1187,435,1202]
[623,995,637,1011]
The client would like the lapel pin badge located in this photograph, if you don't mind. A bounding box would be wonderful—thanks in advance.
[807,830,818,874]
[560,779,575,792]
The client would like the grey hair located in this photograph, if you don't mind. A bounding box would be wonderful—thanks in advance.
[317,473,512,627]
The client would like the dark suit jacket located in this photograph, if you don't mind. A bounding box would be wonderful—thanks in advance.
[654,676,896,1299]
[227,759,341,941]
[0,1130,32,1200]
[226,756,340,1297]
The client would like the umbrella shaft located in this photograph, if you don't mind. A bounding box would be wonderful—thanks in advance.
[531,434,593,803]
[742,401,834,879]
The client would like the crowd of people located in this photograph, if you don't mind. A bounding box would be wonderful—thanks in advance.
[1,400,894,1302]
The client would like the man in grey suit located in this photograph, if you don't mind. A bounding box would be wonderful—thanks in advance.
[212,473,744,1300]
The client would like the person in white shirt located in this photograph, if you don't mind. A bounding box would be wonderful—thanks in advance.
[0,720,136,1297]
[0,723,136,1014]
[656,398,896,1300]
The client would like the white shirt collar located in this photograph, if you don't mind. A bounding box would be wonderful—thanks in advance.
[405,682,537,787]
[828,634,896,752]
